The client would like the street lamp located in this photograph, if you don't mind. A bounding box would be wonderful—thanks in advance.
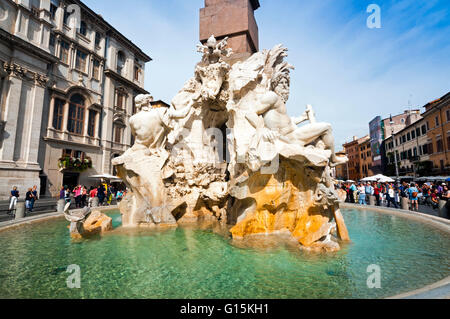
[390,115,400,181]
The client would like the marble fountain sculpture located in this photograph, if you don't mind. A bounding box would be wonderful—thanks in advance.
[112,36,350,252]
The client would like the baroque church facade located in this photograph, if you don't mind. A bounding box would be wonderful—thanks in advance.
[0,0,151,199]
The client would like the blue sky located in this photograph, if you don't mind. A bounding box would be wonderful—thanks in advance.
[83,0,450,150]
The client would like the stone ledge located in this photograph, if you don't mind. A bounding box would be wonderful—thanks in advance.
[0,205,119,232]
[341,202,450,299]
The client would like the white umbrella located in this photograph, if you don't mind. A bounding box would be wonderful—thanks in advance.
[346,180,355,183]
[89,174,122,182]
[361,176,377,182]
[378,176,395,183]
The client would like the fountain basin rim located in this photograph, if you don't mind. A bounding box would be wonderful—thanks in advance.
[1,203,449,299]
[0,206,119,233]
[340,202,450,299]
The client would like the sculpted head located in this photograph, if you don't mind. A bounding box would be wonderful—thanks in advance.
[135,94,154,112]
[271,73,290,103]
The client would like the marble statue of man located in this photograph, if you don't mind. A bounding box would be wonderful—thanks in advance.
[129,94,194,152]
[246,71,347,166]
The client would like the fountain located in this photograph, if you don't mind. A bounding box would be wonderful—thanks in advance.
[112,36,350,252]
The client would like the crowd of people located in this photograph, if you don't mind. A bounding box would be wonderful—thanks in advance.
[7,183,126,215]
[339,180,450,213]
[59,183,127,208]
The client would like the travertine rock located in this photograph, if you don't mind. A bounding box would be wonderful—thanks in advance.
[112,36,350,252]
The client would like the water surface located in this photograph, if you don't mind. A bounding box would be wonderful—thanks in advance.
[0,209,449,299]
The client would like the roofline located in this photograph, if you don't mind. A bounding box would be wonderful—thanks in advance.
[74,0,151,62]
[384,117,426,140]
[421,91,450,117]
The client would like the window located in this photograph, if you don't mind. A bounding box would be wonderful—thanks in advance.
[60,41,70,64]
[422,125,426,135]
[116,90,126,109]
[67,94,85,135]
[79,21,87,36]
[75,49,88,73]
[52,98,65,130]
[435,116,440,127]
[407,149,412,159]
[413,147,417,157]
[95,32,101,47]
[411,130,415,139]
[63,10,70,25]
[407,132,411,141]
[426,121,429,130]
[49,33,56,47]
[402,135,406,143]
[428,143,433,154]
[92,59,100,80]
[134,66,140,81]
[437,139,443,153]
[416,127,421,137]
[117,51,125,75]
[87,110,97,137]
[114,125,123,144]
[50,3,58,20]
[448,136,450,151]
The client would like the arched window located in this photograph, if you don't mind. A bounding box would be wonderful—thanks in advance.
[117,51,125,75]
[113,120,125,144]
[68,94,85,134]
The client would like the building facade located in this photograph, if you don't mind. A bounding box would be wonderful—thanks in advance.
[422,92,450,175]
[0,0,150,199]
[384,117,431,177]
[369,110,421,174]
[359,137,373,178]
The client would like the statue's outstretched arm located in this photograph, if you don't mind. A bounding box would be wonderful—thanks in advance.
[292,113,309,125]
[168,100,193,119]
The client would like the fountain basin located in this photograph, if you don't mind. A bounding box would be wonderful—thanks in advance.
[0,207,449,299]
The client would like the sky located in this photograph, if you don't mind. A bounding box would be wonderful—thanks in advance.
[83,0,450,150]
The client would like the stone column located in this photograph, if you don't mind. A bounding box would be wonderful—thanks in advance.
[47,95,56,132]
[401,197,409,211]
[438,200,448,219]
[0,76,22,161]
[57,199,66,213]
[15,201,26,219]
[61,100,70,138]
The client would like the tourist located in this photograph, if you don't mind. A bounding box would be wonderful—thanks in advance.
[73,185,82,208]
[29,185,38,213]
[9,186,20,214]
[105,185,112,206]
[64,186,71,204]
[59,186,65,200]
[430,189,439,209]
[394,185,400,207]
[386,184,398,208]
[88,186,97,207]
[349,182,357,203]
[374,183,381,206]
[364,182,374,204]
[25,188,33,213]
[116,189,124,202]
[357,183,366,205]
[81,186,88,207]
[97,184,106,206]
[408,182,419,212]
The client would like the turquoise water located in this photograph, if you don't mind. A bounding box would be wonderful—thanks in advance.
[0,209,449,299]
